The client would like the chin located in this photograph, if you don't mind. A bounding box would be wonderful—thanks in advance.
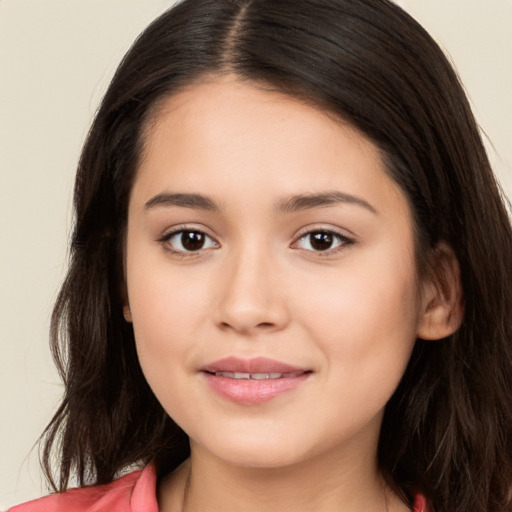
[192,428,311,469]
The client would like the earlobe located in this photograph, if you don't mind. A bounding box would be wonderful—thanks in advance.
[123,304,133,323]
[121,282,132,323]
[417,242,464,341]
[120,267,132,322]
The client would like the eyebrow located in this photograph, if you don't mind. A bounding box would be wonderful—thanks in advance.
[276,191,378,215]
[145,193,220,211]
[144,191,377,215]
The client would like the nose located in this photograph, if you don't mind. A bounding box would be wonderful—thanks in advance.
[213,246,290,336]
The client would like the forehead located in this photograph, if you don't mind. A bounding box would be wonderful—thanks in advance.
[133,77,408,220]
[142,77,374,161]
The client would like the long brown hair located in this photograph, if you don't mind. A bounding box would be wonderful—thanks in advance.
[42,1,512,510]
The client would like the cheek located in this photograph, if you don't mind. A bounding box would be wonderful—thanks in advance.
[125,245,209,370]
[126,268,208,419]
[297,249,420,378]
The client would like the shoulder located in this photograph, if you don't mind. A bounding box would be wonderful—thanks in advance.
[9,464,158,512]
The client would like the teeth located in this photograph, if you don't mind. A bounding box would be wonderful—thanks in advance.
[214,372,301,380]
[252,372,281,380]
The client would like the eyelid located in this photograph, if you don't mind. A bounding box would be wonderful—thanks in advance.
[157,224,220,255]
[290,226,355,255]
[156,223,355,257]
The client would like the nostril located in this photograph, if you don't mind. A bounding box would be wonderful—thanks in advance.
[256,322,275,329]
[218,320,277,333]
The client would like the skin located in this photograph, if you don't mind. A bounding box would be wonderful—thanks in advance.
[123,77,458,511]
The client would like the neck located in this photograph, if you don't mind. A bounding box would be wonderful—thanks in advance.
[159,440,408,512]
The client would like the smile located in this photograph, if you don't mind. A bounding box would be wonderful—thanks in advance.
[201,357,312,404]
[212,371,304,380]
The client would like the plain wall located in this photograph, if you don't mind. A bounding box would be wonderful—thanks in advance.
[1,1,510,508]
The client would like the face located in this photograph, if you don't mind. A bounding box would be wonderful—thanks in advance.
[124,77,426,470]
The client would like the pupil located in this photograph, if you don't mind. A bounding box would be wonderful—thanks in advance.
[311,232,333,251]
[181,231,204,251]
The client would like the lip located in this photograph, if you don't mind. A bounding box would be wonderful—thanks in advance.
[202,356,307,374]
[201,357,311,404]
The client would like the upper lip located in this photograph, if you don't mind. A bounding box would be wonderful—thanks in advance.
[201,357,309,374]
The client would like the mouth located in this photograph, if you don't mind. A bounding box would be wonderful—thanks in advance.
[201,357,312,404]
[207,371,306,380]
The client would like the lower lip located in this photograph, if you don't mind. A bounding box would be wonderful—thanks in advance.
[203,372,310,404]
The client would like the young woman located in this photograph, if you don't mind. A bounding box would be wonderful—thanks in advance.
[10,0,512,511]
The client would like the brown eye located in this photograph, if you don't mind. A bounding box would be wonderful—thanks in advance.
[164,230,218,253]
[181,231,206,251]
[310,232,334,251]
[294,230,351,253]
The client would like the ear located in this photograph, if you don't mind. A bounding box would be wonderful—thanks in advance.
[120,252,133,323]
[417,242,464,340]
[120,276,132,323]
[123,304,133,323]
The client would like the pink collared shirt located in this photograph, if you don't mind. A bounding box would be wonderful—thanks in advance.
[10,464,428,511]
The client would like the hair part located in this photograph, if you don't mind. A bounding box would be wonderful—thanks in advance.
[42,1,512,510]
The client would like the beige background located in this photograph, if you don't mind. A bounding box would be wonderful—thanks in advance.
[1,0,510,508]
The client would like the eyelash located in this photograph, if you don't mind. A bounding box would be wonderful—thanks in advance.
[291,229,355,256]
[158,226,354,257]
[158,226,219,257]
